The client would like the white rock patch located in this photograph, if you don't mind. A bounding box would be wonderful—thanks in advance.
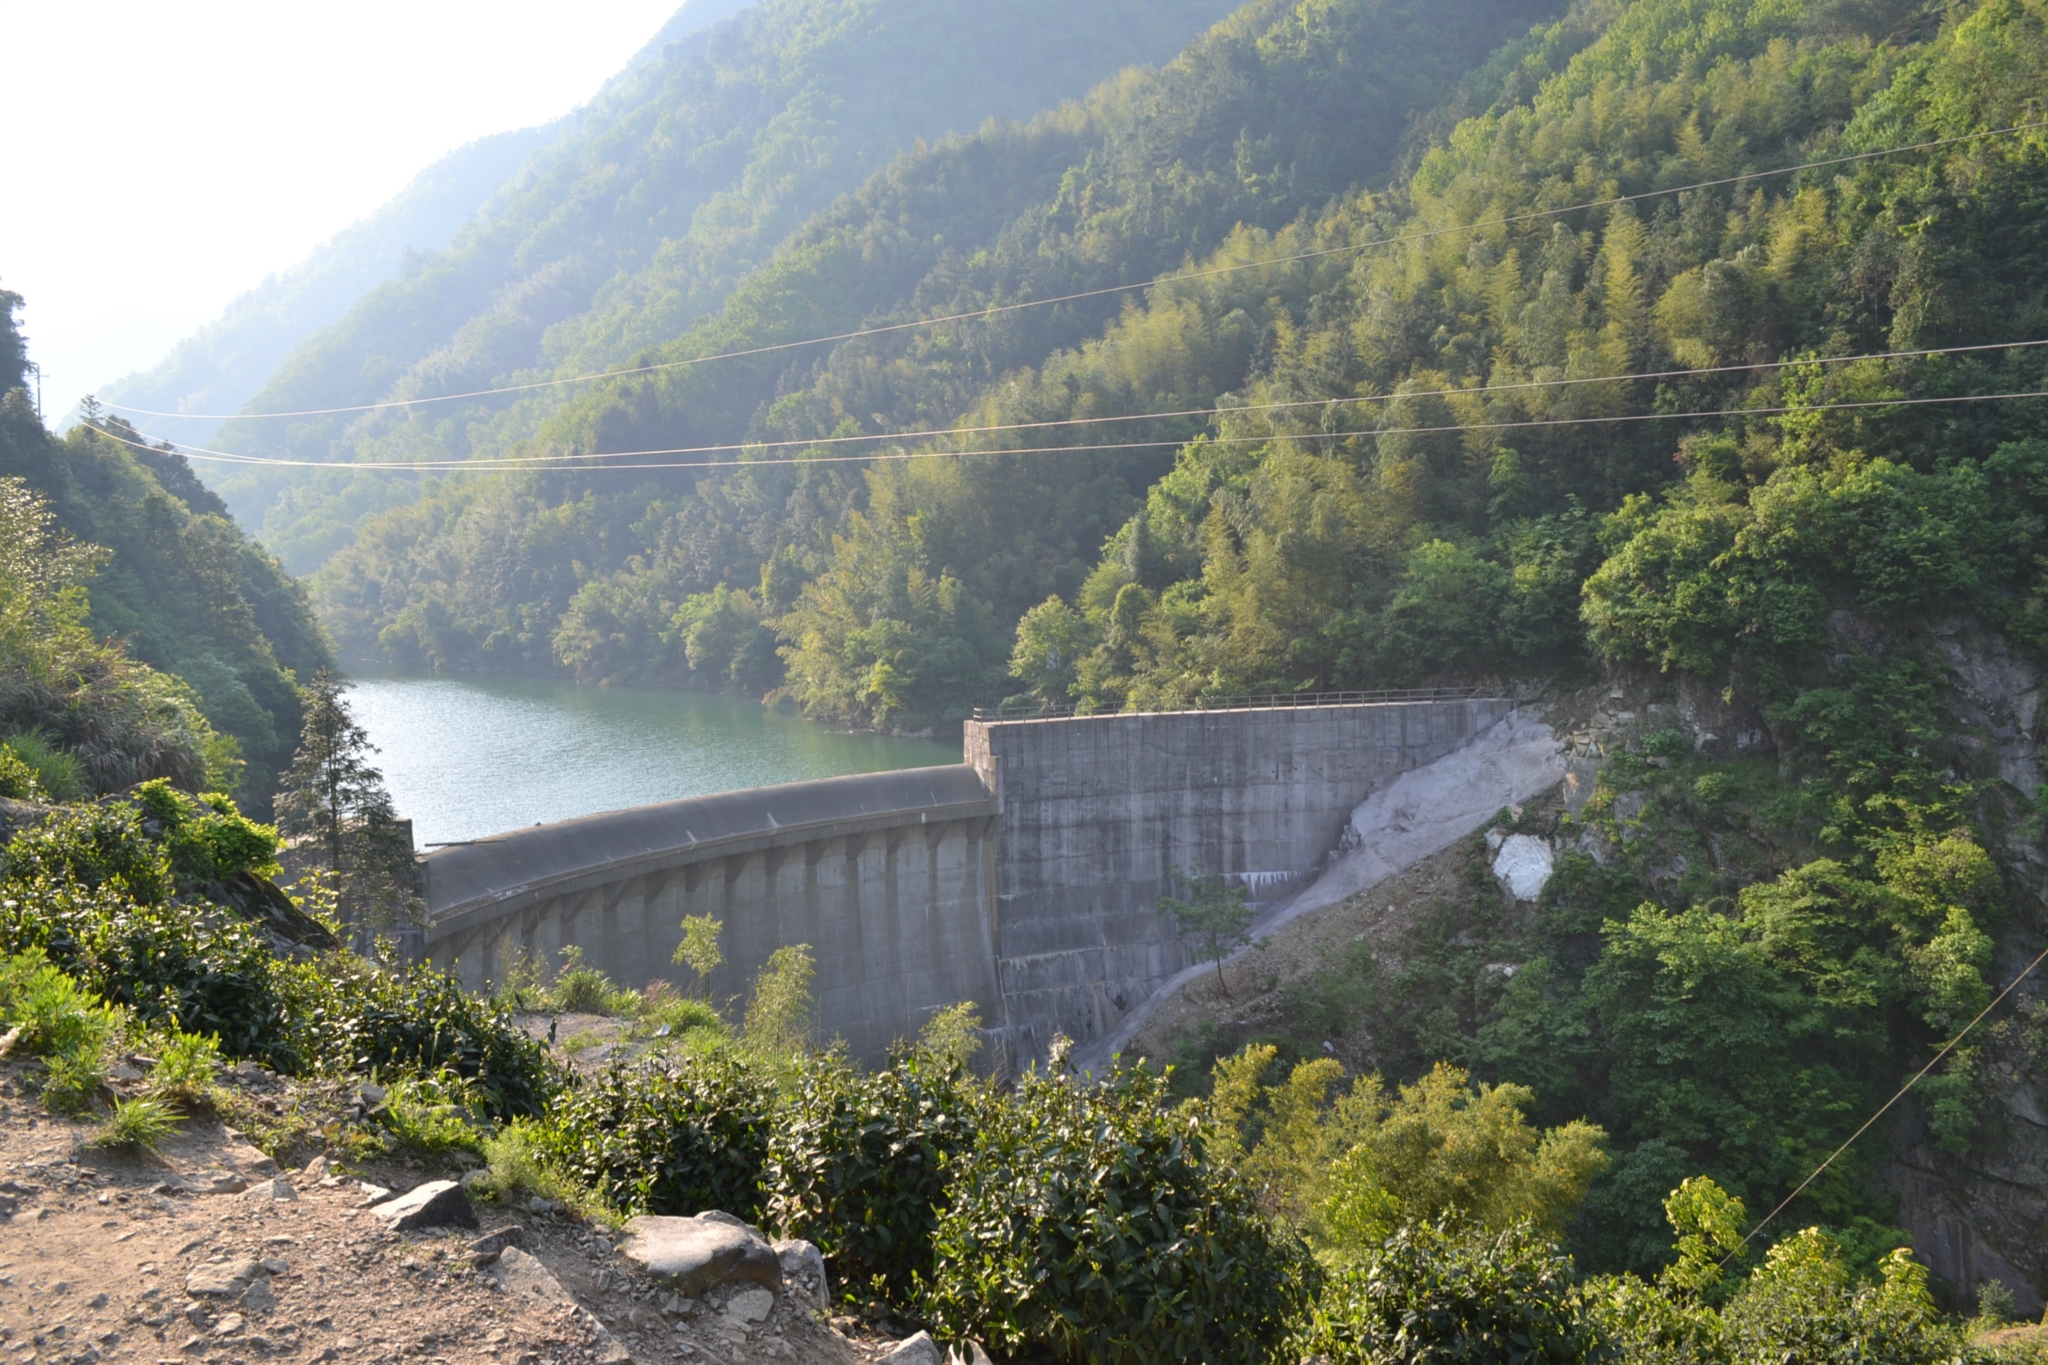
[1491,833,1553,901]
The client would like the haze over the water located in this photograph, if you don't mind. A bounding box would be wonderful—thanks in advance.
[0,0,680,420]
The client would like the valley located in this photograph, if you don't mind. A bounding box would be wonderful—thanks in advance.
[4,0,2048,1357]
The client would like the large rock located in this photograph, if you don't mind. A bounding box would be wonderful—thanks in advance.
[369,1180,479,1233]
[620,1212,781,1297]
[773,1238,828,1304]
[881,1333,942,1365]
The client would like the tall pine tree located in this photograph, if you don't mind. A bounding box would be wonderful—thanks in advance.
[275,670,416,935]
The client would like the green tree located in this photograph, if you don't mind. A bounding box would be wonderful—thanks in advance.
[672,913,724,998]
[274,669,413,934]
[1159,864,1256,997]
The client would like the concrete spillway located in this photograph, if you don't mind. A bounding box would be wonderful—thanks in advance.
[421,696,1514,1069]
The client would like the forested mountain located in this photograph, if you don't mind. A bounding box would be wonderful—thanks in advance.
[197,0,1253,572]
[94,126,549,452]
[282,0,2048,1292]
[96,0,762,456]
[0,290,331,815]
[310,0,1577,689]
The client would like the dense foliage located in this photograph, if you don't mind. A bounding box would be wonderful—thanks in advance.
[925,1057,1313,1363]
[537,1051,778,1221]
[204,0,1256,571]
[0,289,332,812]
[309,0,1571,714]
[764,1047,986,1304]
[0,793,553,1115]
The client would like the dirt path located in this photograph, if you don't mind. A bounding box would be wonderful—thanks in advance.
[0,1063,928,1365]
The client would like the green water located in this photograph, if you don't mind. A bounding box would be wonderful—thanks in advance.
[344,673,962,847]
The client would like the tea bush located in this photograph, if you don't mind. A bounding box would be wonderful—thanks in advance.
[282,956,559,1121]
[766,1047,986,1305]
[925,1059,1312,1364]
[537,1052,775,1220]
[1297,1221,1606,1364]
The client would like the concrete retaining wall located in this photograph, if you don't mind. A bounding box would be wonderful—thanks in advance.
[969,699,1513,1059]
[422,698,1513,1068]
[421,767,1000,1064]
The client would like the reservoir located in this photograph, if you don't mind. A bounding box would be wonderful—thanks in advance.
[344,672,962,848]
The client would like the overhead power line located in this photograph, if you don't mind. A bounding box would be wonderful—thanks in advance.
[100,119,2048,426]
[92,375,2048,476]
[1725,940,2048,1264]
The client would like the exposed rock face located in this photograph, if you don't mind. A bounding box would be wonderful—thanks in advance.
[1488,831,1554,901]
[619,1211,782,1297]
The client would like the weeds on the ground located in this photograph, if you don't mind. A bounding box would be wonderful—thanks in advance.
[377,1069,489,1157]
[144,1027,223,1109]
[90,1094,182,1149]
[472,1119,616,1226]
[549,947,638,1016]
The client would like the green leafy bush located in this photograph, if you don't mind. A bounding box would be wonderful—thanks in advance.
[0,947,120,1058]
[1297,1221,1606,1365]
[1,733,84,802]
[766,1048,986,1306]
[145,1027,223,1107]
[282,955,559,1121]
[0,743,44,800]
[547,945,637,1016]
[1,876,292,1068]
[924,1057,1312,1364]
[132,780,280,885]
[537,1051,775,1220]
[379,1070,490,1157]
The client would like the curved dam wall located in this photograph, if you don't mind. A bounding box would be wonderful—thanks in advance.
[421,697,1512,1067]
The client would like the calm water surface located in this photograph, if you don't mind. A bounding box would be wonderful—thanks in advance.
[345,672,962,847]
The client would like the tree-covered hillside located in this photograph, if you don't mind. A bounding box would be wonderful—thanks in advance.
[197,0,1253,573]
[0,290,332,814]
[308,0,1576,690]
[94,125,549,452]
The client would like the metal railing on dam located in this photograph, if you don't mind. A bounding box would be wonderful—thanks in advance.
[421,695,1514,1070]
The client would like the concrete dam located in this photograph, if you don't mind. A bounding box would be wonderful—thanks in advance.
[420,695,1517,1069]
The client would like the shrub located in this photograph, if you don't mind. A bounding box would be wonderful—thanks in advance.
[1297,1220,1606,1365]
[636,982,726,1040]
[3,804,172,903]
[925,1055,1312,1364]
[92,1095,182,1150]
[0,732,85,802]
[744,943,816,1058]
[548,945,635,1015]
[0,744,43,800]
[146,1027,223,1108]
[380,1070,489,1157]
[0,947,120,1058]
[39,1047,108,1114]
[132,780,279,885]
[281,955,559,1120]
[1,877,292,1069]
[538,1051,775,1220]
[766,1048,986,1307]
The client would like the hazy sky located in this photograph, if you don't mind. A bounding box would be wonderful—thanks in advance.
[1,0,682,416]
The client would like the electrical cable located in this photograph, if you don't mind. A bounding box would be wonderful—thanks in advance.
[98,335,2048,471]
[98,118,2048,425]
[88,380,2048,475]
[1723,941,2048,1264]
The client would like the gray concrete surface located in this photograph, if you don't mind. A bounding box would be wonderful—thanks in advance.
[422,698,1515,1069]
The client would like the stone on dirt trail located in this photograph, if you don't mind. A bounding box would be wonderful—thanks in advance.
[620,1212,780,1297]
[488,1246,574,1310]
[243,1177,297,1203]
[772,1237,828,1304]
[185,1258,263,1298]
[881,1332,942,1365]
[369,1180,478,1232]
[946,1345,995,1365]
[466,1225,530,1264]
